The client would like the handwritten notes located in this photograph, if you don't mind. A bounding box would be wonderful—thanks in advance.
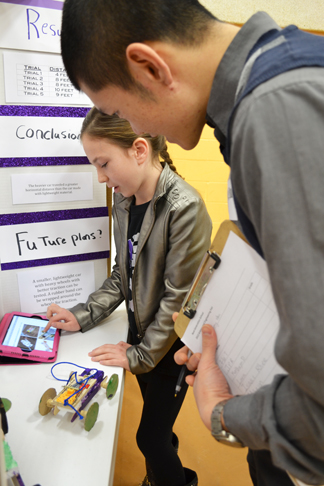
[0,1,63,53]
[0,209,109,270]
[182,231,285,396]
[0,114,86,158]
[18,261,95,313]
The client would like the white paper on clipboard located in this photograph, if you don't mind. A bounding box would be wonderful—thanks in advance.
[181,231,286,396]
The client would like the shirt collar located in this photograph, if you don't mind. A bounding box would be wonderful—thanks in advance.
[114,163,173,210]
[206,12,280,145]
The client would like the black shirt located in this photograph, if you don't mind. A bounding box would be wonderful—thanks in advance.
[127,199,150,344]
[127,199,183,377]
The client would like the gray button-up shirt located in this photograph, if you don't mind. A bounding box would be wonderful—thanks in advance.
[207,12,324,484]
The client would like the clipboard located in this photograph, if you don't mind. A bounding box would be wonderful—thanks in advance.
[175,217,286,396]
[175,219,248,339]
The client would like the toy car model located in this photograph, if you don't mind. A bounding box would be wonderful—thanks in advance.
[39,367,119,431]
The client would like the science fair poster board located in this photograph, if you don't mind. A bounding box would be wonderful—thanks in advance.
[0,0,63,53]
[0,103,110,318]
[0,1,112,320]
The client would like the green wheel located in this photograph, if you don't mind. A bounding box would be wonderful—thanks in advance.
[84,402,99,432]
[1,398,12,413]
[106,373,119,400]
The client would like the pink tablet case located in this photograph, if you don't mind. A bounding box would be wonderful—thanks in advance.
[0,312,60,365]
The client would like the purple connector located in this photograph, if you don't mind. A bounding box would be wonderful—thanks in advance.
[70,370,105,422]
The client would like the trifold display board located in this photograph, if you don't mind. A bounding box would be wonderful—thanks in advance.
[0,0,111,319]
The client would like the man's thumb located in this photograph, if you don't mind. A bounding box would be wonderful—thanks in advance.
[201,324,218,362]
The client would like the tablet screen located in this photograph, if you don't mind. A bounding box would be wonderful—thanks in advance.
[2,315,56,353]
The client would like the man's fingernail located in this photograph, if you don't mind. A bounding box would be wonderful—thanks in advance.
[202,326,212,336]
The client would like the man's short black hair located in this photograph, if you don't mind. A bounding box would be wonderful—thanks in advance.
[61,0,216,92]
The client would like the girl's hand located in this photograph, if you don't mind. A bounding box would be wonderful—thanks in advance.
[44,303,81,332]
[88,341,131,371]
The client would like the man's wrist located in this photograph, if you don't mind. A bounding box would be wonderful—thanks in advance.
[211,398,245,448]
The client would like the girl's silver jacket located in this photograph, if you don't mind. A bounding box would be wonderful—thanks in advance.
[70,164,212,374]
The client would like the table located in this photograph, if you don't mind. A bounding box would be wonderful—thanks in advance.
[1,308,128,486]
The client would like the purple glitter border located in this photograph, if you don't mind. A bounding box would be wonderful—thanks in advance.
[0,157,89,167]
[0,105,91,166]
[1,250,110,271]
[0,105,90,117]
[0,0,63,11]
[0,207,109,226]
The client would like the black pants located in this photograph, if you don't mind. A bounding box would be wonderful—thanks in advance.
[136,371,188,486]
[247,449,294,486]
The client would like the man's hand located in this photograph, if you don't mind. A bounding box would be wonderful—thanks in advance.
[88,341,131,371]
[174,324,233,431]
[44,303,81,332]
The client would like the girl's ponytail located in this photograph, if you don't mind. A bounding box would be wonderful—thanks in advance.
[151,137,183,179]
[160,145,183,179]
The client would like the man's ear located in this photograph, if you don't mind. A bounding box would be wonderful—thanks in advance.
[126,43,173,87]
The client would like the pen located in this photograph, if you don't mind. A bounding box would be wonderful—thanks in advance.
[174,350,192,397]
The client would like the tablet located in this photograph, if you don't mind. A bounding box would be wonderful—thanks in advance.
[0,312,60,363]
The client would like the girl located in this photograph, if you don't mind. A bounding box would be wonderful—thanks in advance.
[46,107,212,486]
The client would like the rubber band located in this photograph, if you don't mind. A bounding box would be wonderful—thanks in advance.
[50,362,99,419]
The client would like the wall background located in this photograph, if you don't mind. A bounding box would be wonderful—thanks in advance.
[168,126,226,239]
[201,0,324,32]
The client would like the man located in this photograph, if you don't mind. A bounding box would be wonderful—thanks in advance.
[60,1,324,485]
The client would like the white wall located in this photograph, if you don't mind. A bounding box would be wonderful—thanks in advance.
[201,0,324,31]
